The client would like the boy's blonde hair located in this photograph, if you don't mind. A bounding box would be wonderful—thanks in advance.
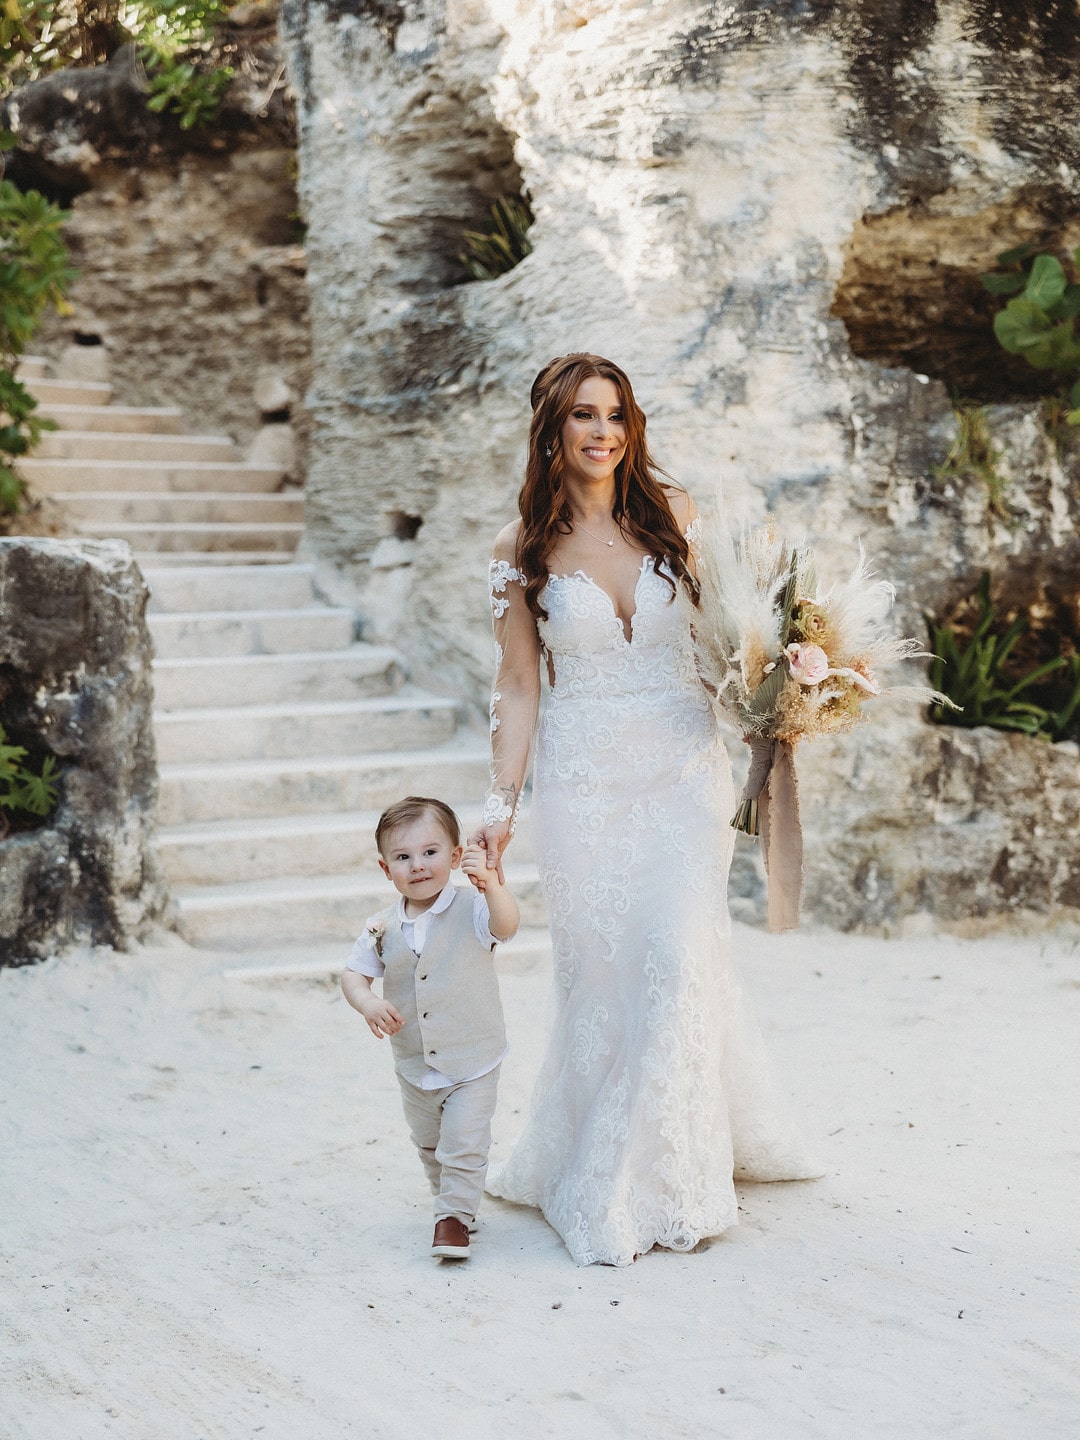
[375,796,462,857]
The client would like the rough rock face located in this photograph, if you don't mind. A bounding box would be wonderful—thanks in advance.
[797,714,1080,932]
[3,16,310,447]
[0,539,167,964]
[283,0,1080,929]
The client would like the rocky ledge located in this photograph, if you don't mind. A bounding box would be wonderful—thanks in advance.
[0,539,168,964]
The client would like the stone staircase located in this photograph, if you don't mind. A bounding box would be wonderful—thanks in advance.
[18,357,548,963]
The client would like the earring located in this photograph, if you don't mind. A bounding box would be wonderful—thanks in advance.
[545,444,552,457]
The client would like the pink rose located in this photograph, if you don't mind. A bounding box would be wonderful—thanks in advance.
[784,642,830,685]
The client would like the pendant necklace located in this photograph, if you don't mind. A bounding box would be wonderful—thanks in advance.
[575,516,618,547]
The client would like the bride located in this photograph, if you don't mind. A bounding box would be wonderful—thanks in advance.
[474,353,819,1266]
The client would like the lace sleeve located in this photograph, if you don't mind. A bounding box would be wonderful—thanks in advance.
[485,548,540,835]
[685,514,703,564]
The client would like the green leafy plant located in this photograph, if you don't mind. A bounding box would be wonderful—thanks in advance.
[459,195,534,282]
[927,573,1080,741]
[0,721,61,839]
[141,45,233,129]
[934,400,1009,517]
[0,178,74,514]
[1,0,237,129]
[981,245,1080,424]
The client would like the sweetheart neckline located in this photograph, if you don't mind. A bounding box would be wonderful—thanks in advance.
[544,555,653,646]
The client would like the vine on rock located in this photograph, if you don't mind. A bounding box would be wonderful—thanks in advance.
[0,171,74,514]
[934,400,1009,518]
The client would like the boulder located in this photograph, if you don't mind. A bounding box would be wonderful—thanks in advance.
[0,539,168,964]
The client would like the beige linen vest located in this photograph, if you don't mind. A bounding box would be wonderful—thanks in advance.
[379,887,506,1086]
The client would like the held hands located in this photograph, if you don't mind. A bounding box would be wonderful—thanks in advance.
[465,823,511,887]
[461,841,504,893]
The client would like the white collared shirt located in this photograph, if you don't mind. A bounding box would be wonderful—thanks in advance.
[346,879,506,1090]
[345,879,497,977]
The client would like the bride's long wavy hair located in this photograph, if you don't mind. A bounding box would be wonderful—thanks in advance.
[516,353,699,619]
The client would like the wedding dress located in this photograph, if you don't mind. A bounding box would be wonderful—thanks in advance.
[486,544,819,1266]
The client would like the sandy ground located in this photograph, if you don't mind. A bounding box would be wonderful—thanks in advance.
[2,922,1079,1440]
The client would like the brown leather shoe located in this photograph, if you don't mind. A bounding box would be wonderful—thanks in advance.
[431,1217,470,1259]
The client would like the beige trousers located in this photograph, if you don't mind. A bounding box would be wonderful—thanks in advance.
[396,1065,501,1225]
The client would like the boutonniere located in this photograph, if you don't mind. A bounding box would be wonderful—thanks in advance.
[366,919,386,958]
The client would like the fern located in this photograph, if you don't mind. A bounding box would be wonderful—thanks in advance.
[0,722,61,838]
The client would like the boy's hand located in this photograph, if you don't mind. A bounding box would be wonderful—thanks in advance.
[359,997,404,1039]
[460,843,495,892]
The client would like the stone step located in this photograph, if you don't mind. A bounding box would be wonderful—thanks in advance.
[154,690,458,763]
[218,927,553,977]
[157,743,490,825]
[136,550,297,568]
[20,459,285,495]
[79,520,303,552]
[144,562,317,612]
[60,491,304,525]
[36,402,184,434]
[36,430,237,462]
[24,378,113,406]
[16,355,48,380]
[153,645,404,710]
[149,606,353,660]
[172,865,547,947]
[157,802,532,885]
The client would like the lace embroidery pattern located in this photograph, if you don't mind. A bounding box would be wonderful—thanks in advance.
[488,558,526,739]
[488,558,524,617]
[487,555,821,1265]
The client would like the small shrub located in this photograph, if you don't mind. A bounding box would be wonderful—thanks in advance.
[981,245,1080,424]
[0,177,74,515]
[2,0,236,129]
[459,196,534,282]
[927,573,1080,741]
[141,46,235,130]
[0,721,61,839]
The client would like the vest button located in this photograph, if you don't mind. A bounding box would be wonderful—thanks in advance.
[429,1049,436,1055]
[422,1011,429,1019]
[419,974,428,981]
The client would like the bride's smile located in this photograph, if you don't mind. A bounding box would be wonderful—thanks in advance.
[559,376,627,487]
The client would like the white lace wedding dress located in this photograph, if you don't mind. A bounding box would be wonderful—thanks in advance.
[486,551,820,1266]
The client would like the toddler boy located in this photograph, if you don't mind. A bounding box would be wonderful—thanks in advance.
[341,796,519,1260]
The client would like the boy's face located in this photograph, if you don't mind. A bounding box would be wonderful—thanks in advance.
[378,815,462,908]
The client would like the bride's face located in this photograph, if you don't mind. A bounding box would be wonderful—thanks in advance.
[559,377,627,487]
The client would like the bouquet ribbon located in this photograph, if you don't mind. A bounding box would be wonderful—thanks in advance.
[733,737,803,933]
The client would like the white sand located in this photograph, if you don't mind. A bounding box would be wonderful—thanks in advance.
[2,923,1078,1439]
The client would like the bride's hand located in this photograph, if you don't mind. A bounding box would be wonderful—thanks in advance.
[468,822,510,886]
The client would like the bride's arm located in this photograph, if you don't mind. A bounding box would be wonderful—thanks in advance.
[475,523,541,875]
[663,485,701,571]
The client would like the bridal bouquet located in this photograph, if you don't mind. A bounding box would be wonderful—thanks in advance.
[687,518,944,931]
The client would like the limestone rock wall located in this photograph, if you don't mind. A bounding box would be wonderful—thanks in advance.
[0,539,167,964]
[33,154,309,447]
[283,0,1080,929]
[4,18,310,447]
